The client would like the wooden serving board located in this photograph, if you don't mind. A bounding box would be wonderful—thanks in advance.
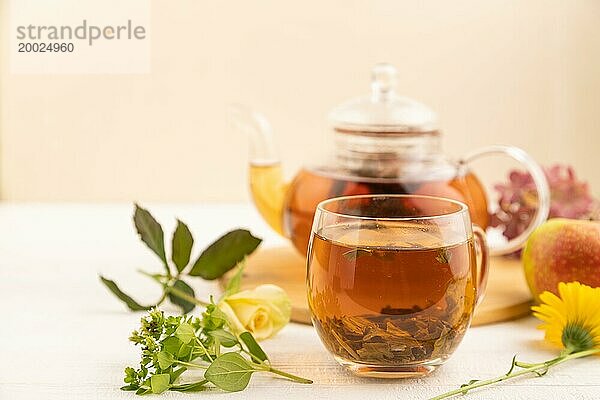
[220,246,533,326]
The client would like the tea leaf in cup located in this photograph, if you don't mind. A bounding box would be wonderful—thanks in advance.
[342,249,372,261]
[436,247,452,264]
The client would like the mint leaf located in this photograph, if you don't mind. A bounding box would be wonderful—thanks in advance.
[175,322,195,344]
[177,342,193,358]
[208,329,238,348]
[172,220,193,272]
[134,204,169,273]
[150,373,170,394]
[202,303,228,330]
[157,350,176,370]
[204,352,256,392]
[99,276,152,311]
[162,336,183,355]
[239,332,268,362]
[189,230,261,279]
[168,279,196,314]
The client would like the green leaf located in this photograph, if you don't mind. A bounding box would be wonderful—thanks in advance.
[134,204,169,272]
[208,329,238,348]
[171,380,208,392]
[172,220,194,272]
[175,322,195,344]
[157,350,176,369]
[120,384,138,391]
[177,343,193,358]
[202,303,228,330]
[99,276,152,311]
[239,332,268,362]
[506,355,518,375]
[168,280,196,314]
[223,263,245,297]
[188,230,261,279]
[169,367,187,383]
[162,336,183,355]
[150,373,171,394]
[204,352,256,392]
[124,367,138,384]
[135,386,152,395]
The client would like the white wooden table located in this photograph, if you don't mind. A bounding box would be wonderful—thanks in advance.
[1,204,598,400]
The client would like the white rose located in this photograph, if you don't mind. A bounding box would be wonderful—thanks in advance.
[218,284,291,340]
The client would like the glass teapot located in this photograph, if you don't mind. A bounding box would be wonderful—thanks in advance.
[231,63,550,256]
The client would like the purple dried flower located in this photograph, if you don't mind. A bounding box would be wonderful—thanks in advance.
[490,164,598,241]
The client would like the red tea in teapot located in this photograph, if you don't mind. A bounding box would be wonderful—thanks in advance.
[251,163,489,254]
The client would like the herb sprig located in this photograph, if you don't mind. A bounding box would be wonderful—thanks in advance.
[100,204,262,314]
[122,307,312,394]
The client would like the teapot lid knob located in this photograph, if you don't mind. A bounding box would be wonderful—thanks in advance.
[371,63,398,101]
[328,63,437,133]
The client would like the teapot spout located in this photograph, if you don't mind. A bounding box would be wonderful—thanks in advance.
[229,105,288,235]
[229,105,278,165]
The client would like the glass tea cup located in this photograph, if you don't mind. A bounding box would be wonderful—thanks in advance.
[307,194,488,378]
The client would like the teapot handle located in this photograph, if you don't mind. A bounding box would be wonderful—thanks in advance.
[458,145,550,256]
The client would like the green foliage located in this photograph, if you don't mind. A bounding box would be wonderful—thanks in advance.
[99,277,152,311]
[134,204,168,272]
[208,329,238,348]
[430,349,600,399]
[150,374,171,394]
[189,230,261,279]
[121,309,312,395]
[103,204,309,395]
[100,204,262,314]
[201,302,228,330]
[167,280,195,314]
[239,332,268,362]
[204,353,256,392]
[175,323,196,344]
[171,220,193,272]
[222,264,245,298]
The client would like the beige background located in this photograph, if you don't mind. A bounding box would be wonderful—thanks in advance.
[1,0,599,202]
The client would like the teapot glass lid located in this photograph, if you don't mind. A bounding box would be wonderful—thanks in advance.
[329,63,438,133]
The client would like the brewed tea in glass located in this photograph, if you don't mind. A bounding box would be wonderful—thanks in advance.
[307,195,488,377]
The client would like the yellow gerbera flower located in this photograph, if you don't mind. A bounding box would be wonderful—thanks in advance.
[532,281,600,353]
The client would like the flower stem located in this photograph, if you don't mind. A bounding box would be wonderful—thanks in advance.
[430,348,600,400]
[165,285,210,307]
[266,366,313,384]
[240,349,312,384]
[176,360,208,369]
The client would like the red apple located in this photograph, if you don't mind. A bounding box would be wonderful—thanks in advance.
[522,218,600,302]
